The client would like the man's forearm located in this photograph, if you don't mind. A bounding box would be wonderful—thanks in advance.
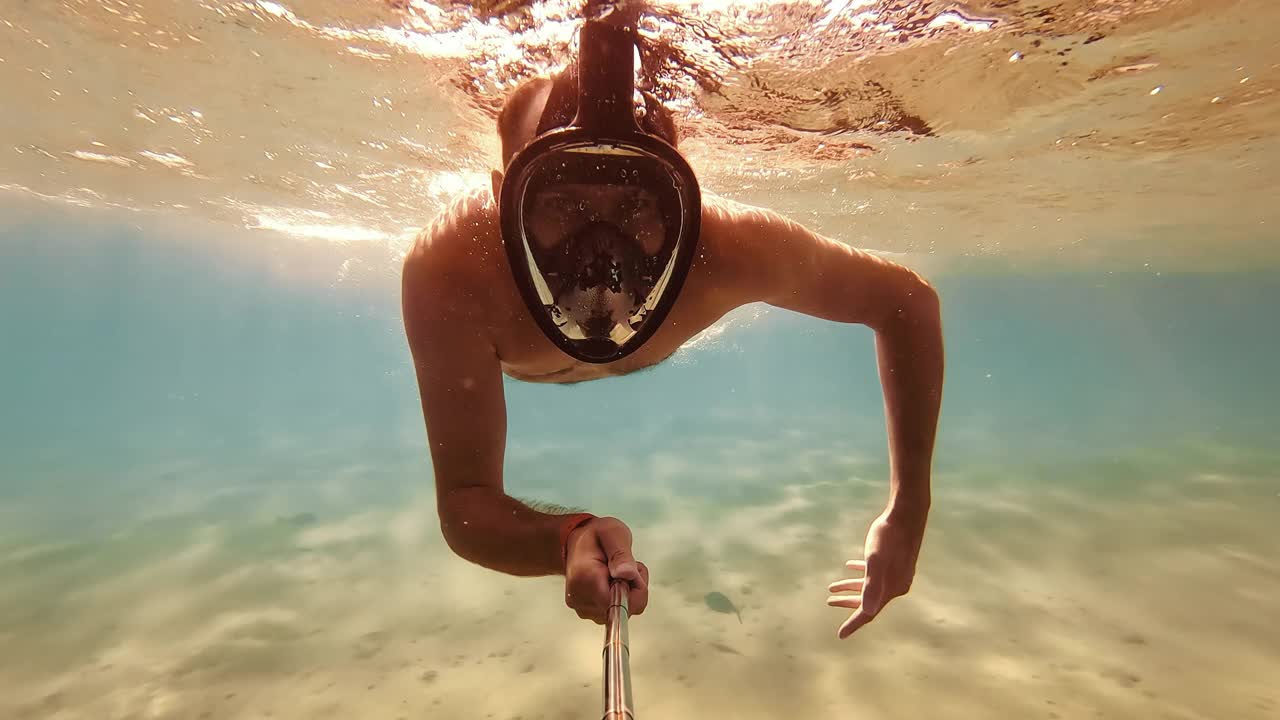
[875,282,944,519]
[438,487,584,576]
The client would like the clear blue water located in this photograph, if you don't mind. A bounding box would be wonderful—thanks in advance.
[5,203,1276,474]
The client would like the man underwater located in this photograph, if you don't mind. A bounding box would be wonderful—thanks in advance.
[401,7,944,640]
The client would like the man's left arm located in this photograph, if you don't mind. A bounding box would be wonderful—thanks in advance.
[709,199,944,638]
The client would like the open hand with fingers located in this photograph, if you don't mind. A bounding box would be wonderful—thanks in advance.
[565,516,650,624]
[828,506,926,639]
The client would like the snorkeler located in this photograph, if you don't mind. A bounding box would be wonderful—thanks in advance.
[401,4,943,640]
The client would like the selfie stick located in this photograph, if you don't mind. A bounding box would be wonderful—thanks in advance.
[602,580,634,719]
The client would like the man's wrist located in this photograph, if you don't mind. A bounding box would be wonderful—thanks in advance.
[887,471,931,523]
[887,494,930,521]
[557,512,597,572]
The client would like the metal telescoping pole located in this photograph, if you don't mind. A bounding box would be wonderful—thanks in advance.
[602,580,634,720]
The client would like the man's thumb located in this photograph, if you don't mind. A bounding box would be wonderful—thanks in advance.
[595,521,638,580]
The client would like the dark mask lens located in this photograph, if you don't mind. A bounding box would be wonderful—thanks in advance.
[503,137,700,362]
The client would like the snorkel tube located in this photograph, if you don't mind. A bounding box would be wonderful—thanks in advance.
[499,6,702,364]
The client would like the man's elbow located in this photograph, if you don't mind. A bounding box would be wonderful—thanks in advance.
[438,512,467,558]
[436,488,478,561]
[881,273,940,332]
[909,275,941,317]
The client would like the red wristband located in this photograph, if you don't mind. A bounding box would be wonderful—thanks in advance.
[558,513,597,568]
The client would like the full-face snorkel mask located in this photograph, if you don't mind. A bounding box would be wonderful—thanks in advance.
[498,15,701,364]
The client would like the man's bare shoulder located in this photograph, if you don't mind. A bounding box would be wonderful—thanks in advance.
[405,184,500,270]
[401,184,506,331]
[702,191,776,225]
[697,191,825,276]
[699,192,824,262]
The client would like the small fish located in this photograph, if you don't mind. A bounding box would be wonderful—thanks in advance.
[704,591,742,624]
[277,512,317,527]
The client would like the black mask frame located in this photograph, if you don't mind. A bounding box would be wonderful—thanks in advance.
[498,17,702,364]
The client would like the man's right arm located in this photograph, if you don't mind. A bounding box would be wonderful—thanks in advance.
[401,237,573,578]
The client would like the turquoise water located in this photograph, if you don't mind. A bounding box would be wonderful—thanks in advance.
[2,198,1278,719]
[5,204,1278,465]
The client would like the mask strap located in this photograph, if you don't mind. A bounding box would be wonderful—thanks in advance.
[536,68,579,136]
[574,19,639,134]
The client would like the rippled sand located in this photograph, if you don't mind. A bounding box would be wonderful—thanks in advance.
[3,440,1276,720]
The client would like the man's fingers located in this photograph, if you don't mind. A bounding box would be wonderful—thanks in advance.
[838,582,885,638]
[572,594,610,624]
[575,606,606,623]
[835,557,886,639]
[838,607,876,639]
[826,595,862,610]
[828,578,864,593]
[566,517,649,623]
[566,563,611,615]
[628,561,650,615]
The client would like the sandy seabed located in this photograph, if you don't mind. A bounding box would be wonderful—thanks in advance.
[1,445,1276,720]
